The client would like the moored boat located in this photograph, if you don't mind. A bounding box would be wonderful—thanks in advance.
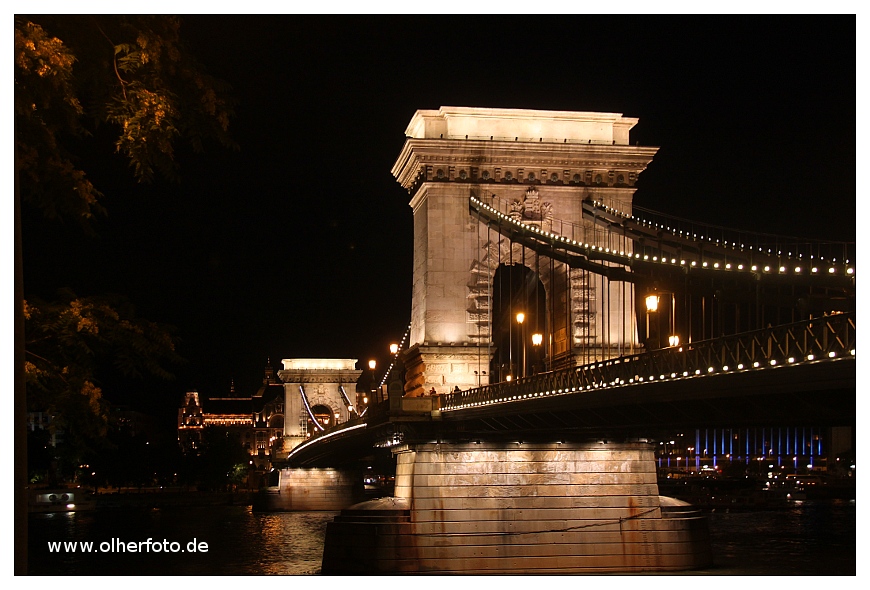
[29,488,95,513]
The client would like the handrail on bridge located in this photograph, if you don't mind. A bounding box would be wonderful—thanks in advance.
[440,312,855,412]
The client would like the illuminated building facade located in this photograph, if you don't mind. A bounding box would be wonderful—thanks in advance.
[177,362,285,469]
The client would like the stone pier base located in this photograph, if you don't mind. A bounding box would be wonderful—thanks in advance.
[322,441,712,574]
[255,467,360,512]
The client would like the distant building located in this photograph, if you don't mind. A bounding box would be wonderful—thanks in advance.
[178,361,285,469]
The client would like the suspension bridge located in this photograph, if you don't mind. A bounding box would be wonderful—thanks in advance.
[265,107,855,574]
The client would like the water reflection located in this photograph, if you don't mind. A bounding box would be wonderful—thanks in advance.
[29,506,337,575]
[29,500,855,575]
[694,499,856,575]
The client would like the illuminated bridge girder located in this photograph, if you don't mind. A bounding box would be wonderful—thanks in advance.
[283,313,854,467]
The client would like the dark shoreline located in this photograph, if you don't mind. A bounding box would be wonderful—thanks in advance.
[658,475,856,511]
[30,488,254,512]
[94,490,253,509]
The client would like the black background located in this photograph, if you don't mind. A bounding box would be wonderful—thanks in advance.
[19,15,856,425]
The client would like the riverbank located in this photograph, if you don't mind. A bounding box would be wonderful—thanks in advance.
[658,474,856,510]
[29,487,254,512]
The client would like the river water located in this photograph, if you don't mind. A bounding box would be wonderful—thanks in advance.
[28,499,856,576]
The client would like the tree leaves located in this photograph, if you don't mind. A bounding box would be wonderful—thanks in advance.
[15,19,104,226]
[14,15,237,224]
[24,290,184,459]
[16,15,233,469]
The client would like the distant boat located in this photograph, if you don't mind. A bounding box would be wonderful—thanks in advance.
[29,488,95,513]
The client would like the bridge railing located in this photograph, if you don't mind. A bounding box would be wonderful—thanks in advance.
[440,313,855,411]
[630,204,855,265]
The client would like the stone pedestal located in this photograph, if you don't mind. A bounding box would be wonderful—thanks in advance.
[403,343,491,397]
[321,441,711,574]
[257,467,360,512]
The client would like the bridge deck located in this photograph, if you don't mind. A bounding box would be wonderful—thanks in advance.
[285,314,854,467]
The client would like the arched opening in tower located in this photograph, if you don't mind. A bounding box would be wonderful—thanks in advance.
[309,404,334,432]
[490,262,548,383]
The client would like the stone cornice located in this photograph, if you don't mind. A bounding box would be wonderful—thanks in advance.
[277,369,362,384]
[392,138,659,192]
[405,107,639,143]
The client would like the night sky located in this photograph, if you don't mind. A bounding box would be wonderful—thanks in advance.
[18,15,856,425]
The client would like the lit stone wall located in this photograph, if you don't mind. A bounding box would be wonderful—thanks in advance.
[277,358,361,451]
[322,441,711,573]
[265,468,359,511]
[403,107,638,146]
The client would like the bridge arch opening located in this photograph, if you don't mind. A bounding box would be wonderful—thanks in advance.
[490,262,548,382]
[309,404,335,431]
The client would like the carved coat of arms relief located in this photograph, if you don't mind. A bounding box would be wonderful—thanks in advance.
[509,188,553,231]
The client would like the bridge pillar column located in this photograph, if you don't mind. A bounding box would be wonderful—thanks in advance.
[322,440,711,573]
[255,467,361,512]
[392,108,658,393]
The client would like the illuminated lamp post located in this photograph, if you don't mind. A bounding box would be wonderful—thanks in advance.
[368,359,377,403]
[516,312,526,379]
[645,294,659,349]
[531,332,543,374]
[385,343,404,405]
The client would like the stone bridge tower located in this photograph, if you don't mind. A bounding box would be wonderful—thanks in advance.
[391,107,658,396]
[277,358,361,454]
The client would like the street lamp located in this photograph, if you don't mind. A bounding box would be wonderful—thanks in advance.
[516,312,526,379]
[645,294,659,349]
[389,343,399,355]
[532,332,543,374]
[368,359,377,403]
